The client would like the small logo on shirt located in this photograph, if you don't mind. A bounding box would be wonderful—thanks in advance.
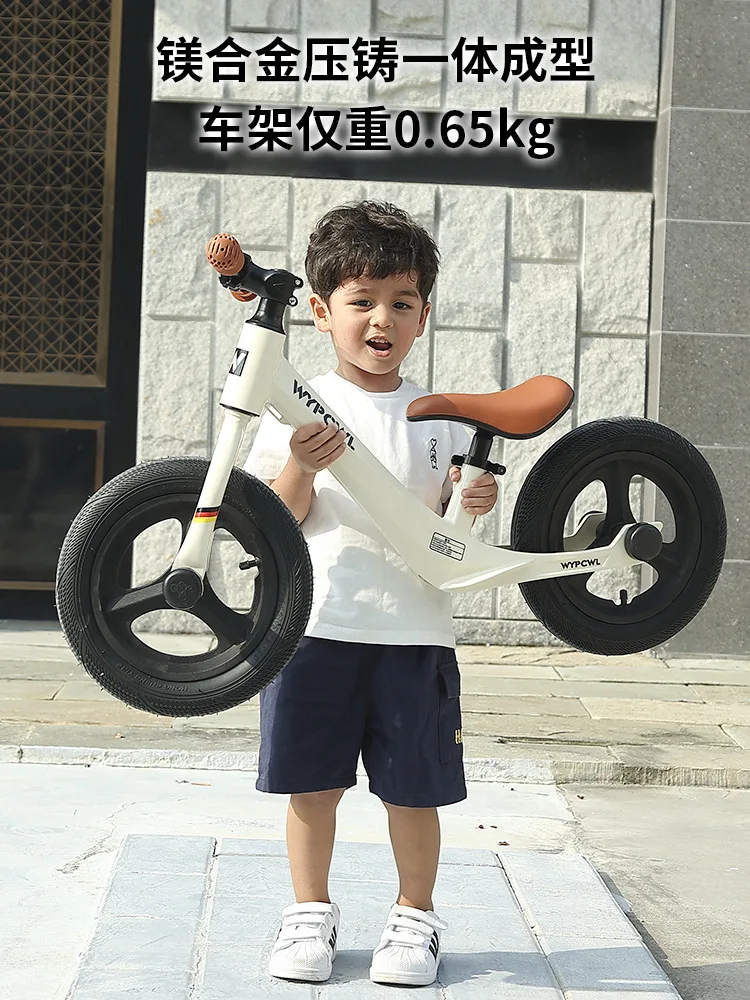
[429,437,438,470]
[455,729,462,744]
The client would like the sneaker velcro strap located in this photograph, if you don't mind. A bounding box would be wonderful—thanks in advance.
[382,913,445,948]
[277,923,323,942]
[382,928,425,947]
[277,902,335,943]
[390,906,447,932]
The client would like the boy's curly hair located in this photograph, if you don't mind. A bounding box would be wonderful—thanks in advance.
[305,200,440,304]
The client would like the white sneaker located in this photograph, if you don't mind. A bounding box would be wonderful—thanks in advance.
[369,903,447,986]
[268,901,340,982]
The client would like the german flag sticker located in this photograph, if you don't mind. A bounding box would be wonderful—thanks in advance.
[194,506,220,523]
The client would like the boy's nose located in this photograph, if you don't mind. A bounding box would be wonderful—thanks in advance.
[369,307,393,329]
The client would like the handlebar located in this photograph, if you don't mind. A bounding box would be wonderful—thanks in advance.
[205,234,304,307]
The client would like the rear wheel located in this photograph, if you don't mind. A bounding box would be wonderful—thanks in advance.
[510,418,726,655]
[55,458,313,716]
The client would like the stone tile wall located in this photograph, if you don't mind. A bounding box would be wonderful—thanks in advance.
[648,0,750,656]
[153,0,663,119]
[139,174,651,643]
[138,0,663,643]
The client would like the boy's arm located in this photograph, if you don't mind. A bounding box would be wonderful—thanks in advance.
[268,455,316,524]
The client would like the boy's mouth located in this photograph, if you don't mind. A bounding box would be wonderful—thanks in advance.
[366,337,393,357]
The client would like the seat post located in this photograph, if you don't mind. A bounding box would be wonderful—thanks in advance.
[452,429,505,477]
[467,429,494,466]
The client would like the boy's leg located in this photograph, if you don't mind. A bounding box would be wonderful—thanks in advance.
[382,801,440,912]
[256,635,370,903]
[286,787,347,903]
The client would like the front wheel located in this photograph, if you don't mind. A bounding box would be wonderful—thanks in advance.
[55,458,313,717]
[510,418,726,655]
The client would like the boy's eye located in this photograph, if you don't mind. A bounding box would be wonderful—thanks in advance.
[349,300,411,310]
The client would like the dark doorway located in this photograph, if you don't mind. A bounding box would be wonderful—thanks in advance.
[0,0,154,618]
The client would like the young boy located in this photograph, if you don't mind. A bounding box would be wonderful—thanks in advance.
[243,200,498,987]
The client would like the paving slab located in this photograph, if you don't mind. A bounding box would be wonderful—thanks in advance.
[686,684,750,704]
[724,726,750,750]
[0,625,212,654]
[173,704,260,730]
[0,622,69,645]
[463,739,618,763]
[664,657,750,671]
[0,641,78,662]
[52,680,119,701]
[63,834,680,1000]
[0,698,172,727]
[559,784,750,1000]
[0,679,64,699]
[0,722,32,744]
[456,647,659,668]
[460,714,737,747]
[556,664,750,685]
[464,694,591,717]
[460,676,705,701]
[0,660,81,680]
[457,662,563,680]
[610,743,750,778]
[497,851,677,998]
[581,698,750,726]
[18,723,260,752]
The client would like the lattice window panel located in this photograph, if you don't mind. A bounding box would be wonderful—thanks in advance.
[0,0,112,378]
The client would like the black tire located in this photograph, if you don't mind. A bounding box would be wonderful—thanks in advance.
[510,417,726,655]
[55,458,313,717]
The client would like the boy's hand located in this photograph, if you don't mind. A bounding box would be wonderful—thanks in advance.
[448,466,498,515]
[290,422,347,475]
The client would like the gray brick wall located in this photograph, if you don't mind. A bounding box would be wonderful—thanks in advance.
[138,175,651,642]
[137,0,672,646]
[153,0,662,118]
[648,0,750,656]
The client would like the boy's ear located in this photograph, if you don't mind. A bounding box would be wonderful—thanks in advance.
[416,301,431,337]
[310,294,331,332]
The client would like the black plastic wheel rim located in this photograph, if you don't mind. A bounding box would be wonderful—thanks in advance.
[90,493,279,682]
[546,450,701,625]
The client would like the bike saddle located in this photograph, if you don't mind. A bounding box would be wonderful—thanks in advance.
[406,375,574,440]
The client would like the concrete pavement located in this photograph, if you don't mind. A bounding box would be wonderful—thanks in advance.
[2,622,750,786]
[2,762,749,1000]
[2,623,750,1000]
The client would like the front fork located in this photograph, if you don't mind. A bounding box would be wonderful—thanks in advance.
[163,408,250,609]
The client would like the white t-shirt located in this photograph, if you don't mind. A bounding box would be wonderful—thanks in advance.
[243,369,473,648]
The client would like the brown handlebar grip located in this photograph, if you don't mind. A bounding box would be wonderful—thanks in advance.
[206,233,245,275]
[230,288,257,302]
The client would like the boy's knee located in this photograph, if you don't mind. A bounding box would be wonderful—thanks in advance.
[381,799,436,814]
[290,787,347,808]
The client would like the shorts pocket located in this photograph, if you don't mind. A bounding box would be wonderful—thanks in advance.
[437,658,463,763]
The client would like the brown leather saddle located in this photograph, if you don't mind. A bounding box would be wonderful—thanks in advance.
[406,375,574,440]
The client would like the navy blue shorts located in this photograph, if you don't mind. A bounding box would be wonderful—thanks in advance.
[256,637,467,808]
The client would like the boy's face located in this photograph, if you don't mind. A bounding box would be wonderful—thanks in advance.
[309,272,430,392]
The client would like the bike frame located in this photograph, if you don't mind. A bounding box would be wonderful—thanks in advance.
[170,316,657,594]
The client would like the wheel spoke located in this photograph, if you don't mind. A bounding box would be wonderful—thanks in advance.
[191,581,249,647]
[650,541,682,580]
[108,580,167,626]
[601,460,635,526]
